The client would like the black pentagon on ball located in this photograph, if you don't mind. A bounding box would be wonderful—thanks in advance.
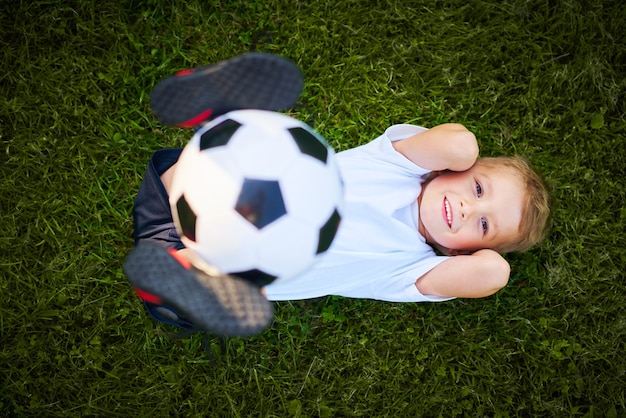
[316,208,341,254]
[288,127,328,163]
[235,178,287,229]
[176,194,197,242]
[199,119,242,150]
[232,269,278,287]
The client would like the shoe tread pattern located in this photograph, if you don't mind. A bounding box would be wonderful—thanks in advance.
[150,53,304,126]
[124,242,273,337]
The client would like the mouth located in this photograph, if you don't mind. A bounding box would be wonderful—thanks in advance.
[444,197,452,228]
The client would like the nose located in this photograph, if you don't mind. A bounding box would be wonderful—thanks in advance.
[460,200,478,220]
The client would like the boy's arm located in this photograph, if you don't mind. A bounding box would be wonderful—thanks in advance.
[416,249,510,298]
[392,123,479,171]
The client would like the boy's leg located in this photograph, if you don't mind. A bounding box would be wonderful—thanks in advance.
[124,242,273,337]
[150,52,303,128]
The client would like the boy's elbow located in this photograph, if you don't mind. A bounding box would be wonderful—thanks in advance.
[486,255,510,293]
[451,130,479,171]
[476,250,510,295]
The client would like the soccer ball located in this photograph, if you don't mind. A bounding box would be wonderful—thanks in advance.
[169,110,343,286]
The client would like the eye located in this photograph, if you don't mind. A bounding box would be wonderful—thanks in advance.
[481,217,488,235]
[475,181,483,198]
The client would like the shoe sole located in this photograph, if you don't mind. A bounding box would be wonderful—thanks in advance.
[150,52,304,127]
[124,242,273,337]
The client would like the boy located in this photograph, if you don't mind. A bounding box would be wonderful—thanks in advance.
[124,53,550,337]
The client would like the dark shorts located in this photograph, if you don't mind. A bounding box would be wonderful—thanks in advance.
[133,148,185,251]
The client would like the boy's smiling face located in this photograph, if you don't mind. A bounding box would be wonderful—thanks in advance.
[418,165,525,254]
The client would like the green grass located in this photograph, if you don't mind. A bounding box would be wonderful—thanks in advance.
[1,0,624,416]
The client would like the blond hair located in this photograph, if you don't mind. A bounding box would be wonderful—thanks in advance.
[473,156,551,253]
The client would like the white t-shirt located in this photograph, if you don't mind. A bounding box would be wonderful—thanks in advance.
[264,124,453,302]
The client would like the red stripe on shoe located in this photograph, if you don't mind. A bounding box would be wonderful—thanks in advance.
[168,248,192,269]
[134,288,163,304]
[175,69,194,76]
[178,109,214,128]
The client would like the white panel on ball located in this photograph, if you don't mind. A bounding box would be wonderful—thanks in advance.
[194,210,259,273]
[256,216,320,280]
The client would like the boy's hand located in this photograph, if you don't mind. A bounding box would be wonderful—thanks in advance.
[415,249,510,298]
[392,123,479,172]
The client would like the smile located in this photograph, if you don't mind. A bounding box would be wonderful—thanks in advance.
[444,197,452,227]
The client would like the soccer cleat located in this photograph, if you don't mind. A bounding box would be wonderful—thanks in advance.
[123,242,273,337]
[150,52,304,128]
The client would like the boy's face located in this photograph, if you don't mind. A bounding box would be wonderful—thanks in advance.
[418,165,524,254]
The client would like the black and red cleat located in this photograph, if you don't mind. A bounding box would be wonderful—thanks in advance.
[123,242,273,337]
[150,52,304,128]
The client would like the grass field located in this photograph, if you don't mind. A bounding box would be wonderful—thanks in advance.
[1,0,624,416]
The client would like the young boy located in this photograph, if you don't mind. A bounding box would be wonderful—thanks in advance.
[124,53,550,337]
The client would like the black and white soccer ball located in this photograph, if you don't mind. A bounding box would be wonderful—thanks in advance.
[169,110,343,286]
